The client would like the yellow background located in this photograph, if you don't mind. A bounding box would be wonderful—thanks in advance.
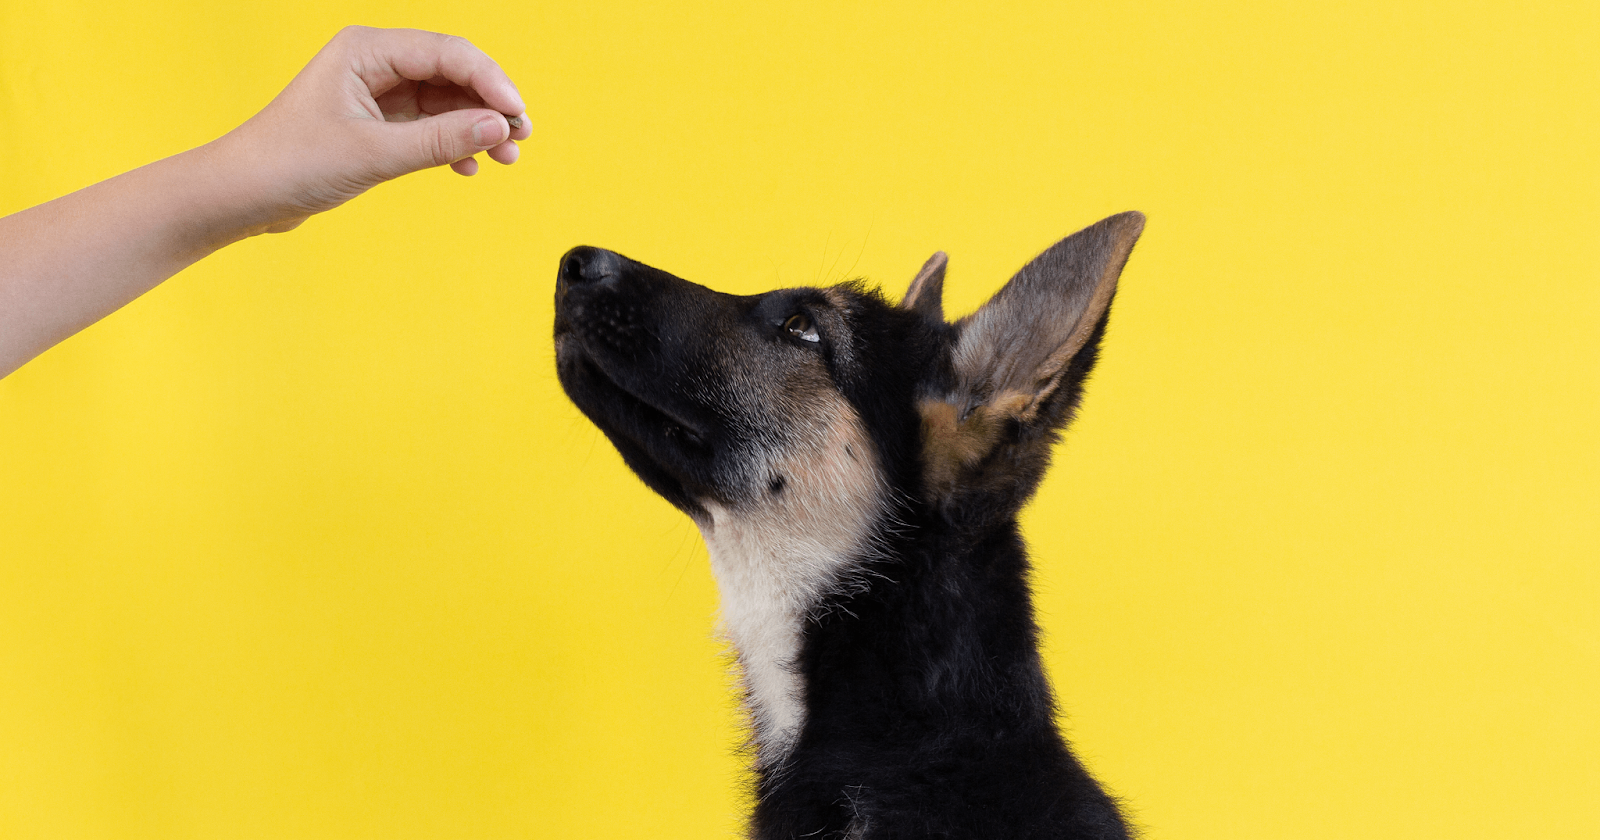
[3,1,1597,838]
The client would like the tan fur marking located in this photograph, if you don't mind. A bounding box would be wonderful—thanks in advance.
[696,390,885,766]
[991,389,1036,422]
[917,394,1036,498]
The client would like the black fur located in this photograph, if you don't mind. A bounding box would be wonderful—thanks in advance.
[756,296,1126,840]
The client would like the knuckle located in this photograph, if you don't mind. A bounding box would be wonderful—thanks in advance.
[439,32,490,66]
[424,129,459,168]
[436,32,471,53]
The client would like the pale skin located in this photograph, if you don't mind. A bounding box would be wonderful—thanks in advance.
[0,26,534,379]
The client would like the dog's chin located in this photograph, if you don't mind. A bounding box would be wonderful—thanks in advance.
[555,340,717,516]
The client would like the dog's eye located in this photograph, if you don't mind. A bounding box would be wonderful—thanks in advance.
[784,313,820,343]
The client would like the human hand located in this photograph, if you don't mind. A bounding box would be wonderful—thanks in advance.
[213,26,533,235]
[0,25,536,377]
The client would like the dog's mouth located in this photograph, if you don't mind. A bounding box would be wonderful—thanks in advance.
[555,331,722,513]
[572,351,709,452]
[552,247,749,514]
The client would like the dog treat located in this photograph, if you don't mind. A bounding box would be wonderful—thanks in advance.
[506,115,524,131]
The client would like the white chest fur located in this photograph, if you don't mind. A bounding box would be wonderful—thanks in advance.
[695,396,886,766]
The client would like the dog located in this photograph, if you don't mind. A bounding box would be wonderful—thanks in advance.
[553,212,1145,839]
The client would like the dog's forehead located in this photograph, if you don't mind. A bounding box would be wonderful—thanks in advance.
[818,286,856,309]
[704,283,866,365]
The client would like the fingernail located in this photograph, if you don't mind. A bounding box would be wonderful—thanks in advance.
[472,115,506,148]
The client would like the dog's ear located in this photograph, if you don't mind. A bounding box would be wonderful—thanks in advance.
[901,251,948,321]
[951,212,1144,419]
[919,212,1144,505]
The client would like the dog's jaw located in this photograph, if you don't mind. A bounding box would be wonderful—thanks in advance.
[694,389,888,767]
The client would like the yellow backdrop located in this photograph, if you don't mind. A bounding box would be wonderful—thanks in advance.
[3,1,1596,838]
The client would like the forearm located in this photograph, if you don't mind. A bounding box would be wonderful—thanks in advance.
[0,140,262,377]
[0,26,527,380]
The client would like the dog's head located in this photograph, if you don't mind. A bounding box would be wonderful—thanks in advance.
[555,213,1143,760]
[553,212,1144,535]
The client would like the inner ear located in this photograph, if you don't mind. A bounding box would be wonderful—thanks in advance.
[946,212,1144,422]
[901,251,948,322]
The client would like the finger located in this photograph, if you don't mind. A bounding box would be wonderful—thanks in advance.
[486,140,519,166]
[368,109,508,178]
[451,156,479,176]
[265,217,309,234]
[415,83,489,118]
[507,112,532,142]
[350,28,526,122]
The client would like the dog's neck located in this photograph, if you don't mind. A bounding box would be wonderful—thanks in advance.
[798,519,1058,726]
[744,517,1099,839]
[698,504,1061,773]
[693,397,890,767]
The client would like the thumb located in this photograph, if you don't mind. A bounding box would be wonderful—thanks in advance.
[378,110,509,178]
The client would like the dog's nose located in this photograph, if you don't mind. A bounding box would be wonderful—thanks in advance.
[559,246,622,287]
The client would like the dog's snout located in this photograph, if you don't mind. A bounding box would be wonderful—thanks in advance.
[559,247,622,287]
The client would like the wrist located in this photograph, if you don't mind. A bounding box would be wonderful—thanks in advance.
[172,135,284,252]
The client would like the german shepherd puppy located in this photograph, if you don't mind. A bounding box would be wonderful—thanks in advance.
[554,212,1145,839]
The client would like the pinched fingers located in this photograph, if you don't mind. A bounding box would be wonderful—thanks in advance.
[336,26,531,177]
[445,118,519,176]
[343,26,526,122]
[412,81,530,136]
